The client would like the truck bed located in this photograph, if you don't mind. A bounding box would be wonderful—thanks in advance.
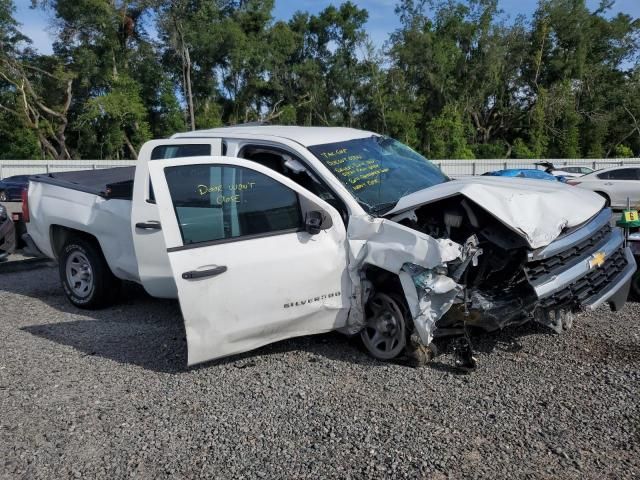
[30,167,136,200]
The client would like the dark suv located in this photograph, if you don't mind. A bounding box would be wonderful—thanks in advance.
[0,175,30,202]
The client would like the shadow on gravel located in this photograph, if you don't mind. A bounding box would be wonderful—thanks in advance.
[9,270,380,373]
[22,315,382,374]
[11,267,634,375]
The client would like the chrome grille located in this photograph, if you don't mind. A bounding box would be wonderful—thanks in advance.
[525,223,612,283]
[538,246,629,308]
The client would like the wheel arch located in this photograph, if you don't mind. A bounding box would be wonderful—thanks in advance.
[50,225,103,260]
[362,264,405,298]
[361,264,412,323]
[54,225,122,309]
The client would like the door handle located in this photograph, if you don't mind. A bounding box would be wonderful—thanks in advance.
[182,265,227,280]
[135,221,162,230]
[604,182,614,186]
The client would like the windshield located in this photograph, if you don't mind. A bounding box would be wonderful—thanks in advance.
[308,136,448,215]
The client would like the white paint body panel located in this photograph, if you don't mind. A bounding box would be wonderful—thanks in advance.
[173,125,374,147]
[387,176,605,249]
[131,138,223,298]
[149,156,350,366]
[26,181,139,281]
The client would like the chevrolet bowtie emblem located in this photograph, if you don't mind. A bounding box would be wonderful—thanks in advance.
[589,251,607,269]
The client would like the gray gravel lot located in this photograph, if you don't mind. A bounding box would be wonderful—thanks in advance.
[1,267,639,479]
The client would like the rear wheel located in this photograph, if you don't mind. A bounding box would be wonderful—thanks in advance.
[59,237,121,309]
[360,293,407,360]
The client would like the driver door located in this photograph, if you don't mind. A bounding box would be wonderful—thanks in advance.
[149,156,351,365]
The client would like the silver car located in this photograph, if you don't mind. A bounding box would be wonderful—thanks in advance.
[568,166,640,208]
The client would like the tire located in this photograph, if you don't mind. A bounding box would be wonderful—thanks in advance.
[360,292,408,360]
[59,237,121,309]
[0,191,7,202]
[595,192,611,207]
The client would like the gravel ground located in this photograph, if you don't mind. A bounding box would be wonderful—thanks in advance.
[1,267,639,479]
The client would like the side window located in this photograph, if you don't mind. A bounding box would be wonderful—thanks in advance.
[164,164,302,245]
[149,143,221,202]
[238,145,347,221]
[607,168,640,180]
[151,144,216,160]
[597,171,610,180]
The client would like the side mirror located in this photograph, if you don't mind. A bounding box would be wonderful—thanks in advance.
[304,211,324,235]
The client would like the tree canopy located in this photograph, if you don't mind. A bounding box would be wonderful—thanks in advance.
[0,0,639,159]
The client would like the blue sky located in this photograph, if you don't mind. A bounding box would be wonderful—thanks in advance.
[14,0,640,55]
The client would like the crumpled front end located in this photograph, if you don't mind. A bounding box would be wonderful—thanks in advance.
[344,203,636,359]
[342,215,470,347]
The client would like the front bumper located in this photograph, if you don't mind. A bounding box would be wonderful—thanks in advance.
[525,208,636,313]
[583,247,635,311]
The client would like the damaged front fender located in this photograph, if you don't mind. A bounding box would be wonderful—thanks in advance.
[343,215,469,346]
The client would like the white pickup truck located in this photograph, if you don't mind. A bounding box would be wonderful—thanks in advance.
[23,126,636,366]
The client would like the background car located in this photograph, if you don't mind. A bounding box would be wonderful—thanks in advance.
[567,166,640,208]
[535,161,593,179]
[0,175,30,201]
[558,166,594,176]
[482,169,564,182]
[0,204,16,261]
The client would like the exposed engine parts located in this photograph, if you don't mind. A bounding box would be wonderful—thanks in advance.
[380,198,630,370]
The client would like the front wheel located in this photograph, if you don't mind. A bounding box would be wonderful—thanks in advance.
[59,237,121,309]
[360,293,408,360]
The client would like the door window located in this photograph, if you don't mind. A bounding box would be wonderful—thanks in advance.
[599,168,640,180]
[164,164,302,246]
[239,145,348,221]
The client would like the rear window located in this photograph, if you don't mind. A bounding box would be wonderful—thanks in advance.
[151,144,212,160]
[149,143,225,202]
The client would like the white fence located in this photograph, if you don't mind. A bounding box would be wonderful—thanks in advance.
[0,160,136,179]
[434,158,640,177]
[1,158,640,179]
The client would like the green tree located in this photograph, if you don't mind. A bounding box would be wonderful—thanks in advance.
[1,0,638,160]
[75,75,151,159]
[427,104,475,159]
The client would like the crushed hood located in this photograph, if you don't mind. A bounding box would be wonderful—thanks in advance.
[386,176,605,249]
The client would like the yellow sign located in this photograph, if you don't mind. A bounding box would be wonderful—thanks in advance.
[589,251,607,269]
[623,210,639,222]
